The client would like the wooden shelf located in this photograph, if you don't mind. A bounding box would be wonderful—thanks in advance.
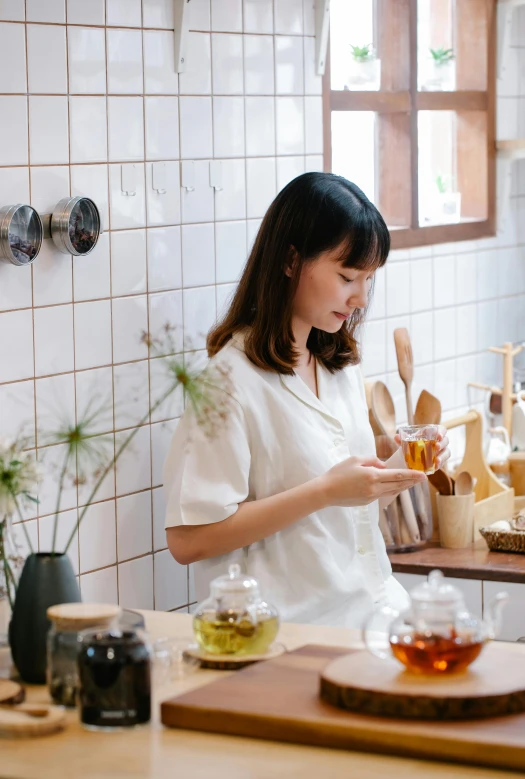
[389,539,525,584]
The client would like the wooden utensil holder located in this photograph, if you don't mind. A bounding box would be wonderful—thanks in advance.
[430,410,514,542]
[509,452,525,496]
[436,493,475,548]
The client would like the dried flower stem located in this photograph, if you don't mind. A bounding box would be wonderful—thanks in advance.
[51,451,72,555]
[0,520,16,610]
[12,496,34,555]
[62,382,178,554]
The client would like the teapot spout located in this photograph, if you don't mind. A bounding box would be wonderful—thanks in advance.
[485,591,509,639]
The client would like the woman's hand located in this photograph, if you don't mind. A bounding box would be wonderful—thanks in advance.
[320,455,426,508]
[394,424,451,471]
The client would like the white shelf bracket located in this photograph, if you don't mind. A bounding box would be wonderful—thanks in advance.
[497,0,525,78]
[314,0,330,76]
[173,0,192,73]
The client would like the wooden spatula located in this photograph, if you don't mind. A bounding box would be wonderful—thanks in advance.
[414,390,442,426]
[393,328,414,424]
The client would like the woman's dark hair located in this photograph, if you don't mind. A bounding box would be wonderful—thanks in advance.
[207,172,390,373]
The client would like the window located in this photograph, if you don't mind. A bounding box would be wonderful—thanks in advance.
[324,0,495,249]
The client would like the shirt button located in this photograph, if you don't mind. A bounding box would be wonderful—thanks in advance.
[358,547,366,555]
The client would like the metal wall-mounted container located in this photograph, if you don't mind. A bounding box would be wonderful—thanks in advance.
[50,196,101,256]
[0,204,43,266]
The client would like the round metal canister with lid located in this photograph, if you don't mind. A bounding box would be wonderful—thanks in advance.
[50,196,101,256]
[0,203,43,265]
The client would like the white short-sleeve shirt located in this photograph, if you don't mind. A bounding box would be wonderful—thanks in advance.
[163,332,408,628]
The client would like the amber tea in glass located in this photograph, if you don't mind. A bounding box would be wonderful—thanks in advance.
[390,630,483,674]
[398,424,440,475]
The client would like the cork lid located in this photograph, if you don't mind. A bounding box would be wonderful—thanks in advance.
[47,603,121,631]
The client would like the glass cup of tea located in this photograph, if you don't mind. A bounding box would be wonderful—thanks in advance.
[398,424,440,475]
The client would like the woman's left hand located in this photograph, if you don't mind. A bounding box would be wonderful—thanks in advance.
[394,425,451,472]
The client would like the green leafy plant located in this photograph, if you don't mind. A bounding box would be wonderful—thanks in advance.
[430,47,455,66]
[0,325,234,599]
[350,44,375,63]
[435,174,456,194]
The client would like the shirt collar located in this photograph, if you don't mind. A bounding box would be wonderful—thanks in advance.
[232,330,343,425]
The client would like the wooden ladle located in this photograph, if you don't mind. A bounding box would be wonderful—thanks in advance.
[371,381,397,439]
[414,390,442,426]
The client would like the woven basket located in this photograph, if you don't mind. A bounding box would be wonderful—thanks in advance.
[479,527,525,554]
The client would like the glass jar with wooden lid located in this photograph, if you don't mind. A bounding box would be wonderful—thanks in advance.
[46,603,121,707]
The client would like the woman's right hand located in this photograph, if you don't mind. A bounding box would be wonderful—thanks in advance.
[320,455,426,508]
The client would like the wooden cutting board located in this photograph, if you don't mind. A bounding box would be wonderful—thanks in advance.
[161,644,525,772]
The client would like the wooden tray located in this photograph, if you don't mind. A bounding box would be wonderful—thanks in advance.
[161,644,525,772]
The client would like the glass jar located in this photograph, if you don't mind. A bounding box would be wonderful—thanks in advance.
[380,482,433,552]
[46,603,121,707]
[77,625,152,731]
[193,563,279,656]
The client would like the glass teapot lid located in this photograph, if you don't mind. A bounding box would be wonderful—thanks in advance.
[410,569,465,610]
[210,563,260,600]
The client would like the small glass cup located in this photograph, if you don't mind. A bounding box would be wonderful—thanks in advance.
[152,637,199,687]
[398,424,441,475]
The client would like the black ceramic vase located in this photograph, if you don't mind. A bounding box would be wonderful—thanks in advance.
[9,553,81,684]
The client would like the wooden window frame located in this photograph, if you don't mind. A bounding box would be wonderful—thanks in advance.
[322,0,496,250]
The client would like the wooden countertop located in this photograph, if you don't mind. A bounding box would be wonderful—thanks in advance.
[0,611,516,779]
[390,540,525,583]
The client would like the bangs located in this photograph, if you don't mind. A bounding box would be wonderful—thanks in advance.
[333,203,390,272]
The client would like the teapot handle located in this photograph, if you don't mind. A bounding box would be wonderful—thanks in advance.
[362,604,399,660]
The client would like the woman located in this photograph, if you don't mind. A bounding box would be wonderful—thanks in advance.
[163,173,449,628]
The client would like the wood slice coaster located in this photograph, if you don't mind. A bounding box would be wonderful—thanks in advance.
[320,643,525,720]
[0,703,66,738]
[0,680,25,705]
[183,642,286,670]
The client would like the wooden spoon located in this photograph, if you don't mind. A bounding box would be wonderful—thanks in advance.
[455,470,474,496]
[414,390,442,426]
[394,328,414,424]
[371,382,397,439]
[427,469,454,496]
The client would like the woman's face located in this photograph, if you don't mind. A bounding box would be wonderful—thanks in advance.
[291,245,375,333]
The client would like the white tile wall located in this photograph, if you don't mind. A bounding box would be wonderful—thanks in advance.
[0,2,522,615]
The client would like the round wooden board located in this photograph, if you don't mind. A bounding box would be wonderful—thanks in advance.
[0,703,66,738]
[184,642,286,670]
[0,680,25,705]
[320,643,525,720]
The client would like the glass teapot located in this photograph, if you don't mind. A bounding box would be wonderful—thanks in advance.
[362,570,508,674]
[193,564,279,656]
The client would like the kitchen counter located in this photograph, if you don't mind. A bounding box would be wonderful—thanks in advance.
[0,611,518,779]
[389,540,525,583]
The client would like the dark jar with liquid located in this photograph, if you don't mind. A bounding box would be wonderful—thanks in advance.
[77,627,152,731]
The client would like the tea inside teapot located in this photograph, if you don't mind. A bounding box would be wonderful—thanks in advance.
[193,564,279,656]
